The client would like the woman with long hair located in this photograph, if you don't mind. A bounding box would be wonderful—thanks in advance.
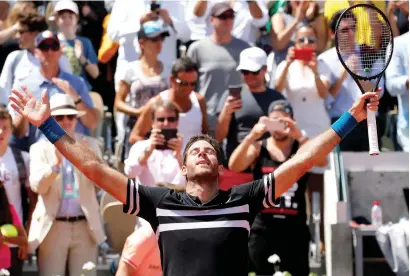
[0,181,28,276]
[114,20,170,162]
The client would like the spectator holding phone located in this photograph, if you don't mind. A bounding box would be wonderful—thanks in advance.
[275,24,330,140]
[215,47,284,190]
[124,101,186,189]
[228,100,327,276]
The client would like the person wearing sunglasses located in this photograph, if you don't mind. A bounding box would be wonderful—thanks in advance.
[0,12,72,106]
[130,57,208,152]
[115,20,171,164]
[215,47,284,191]
[124,101,186,189]
[7,31,98,153]
[28,93,105,276]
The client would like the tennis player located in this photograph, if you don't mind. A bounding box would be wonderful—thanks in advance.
[9,87,379,276]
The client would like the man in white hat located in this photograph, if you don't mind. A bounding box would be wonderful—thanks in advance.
[215,46,285,190]
[27,93,105,276]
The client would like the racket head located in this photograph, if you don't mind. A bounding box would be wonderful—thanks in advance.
[334,3,394,81]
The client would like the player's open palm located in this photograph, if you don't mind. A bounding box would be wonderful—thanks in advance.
[9,86,51,127]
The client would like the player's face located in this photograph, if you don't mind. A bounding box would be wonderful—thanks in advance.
[182,140,221,182]
[338,18,356,52]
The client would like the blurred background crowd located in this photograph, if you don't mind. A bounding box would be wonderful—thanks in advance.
[0,0,408,275]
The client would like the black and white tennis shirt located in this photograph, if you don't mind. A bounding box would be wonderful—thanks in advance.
[123,173,276,276]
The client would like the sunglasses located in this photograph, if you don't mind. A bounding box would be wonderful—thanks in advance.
[216,12,235,20]
[340,25,356,34]
[54,115,76,121]
[297,36,317,44]
[147,35,165,42]
[240,69,261,76]
[38,42,60,51]
[175,78,197,87]
[156,116,178,123]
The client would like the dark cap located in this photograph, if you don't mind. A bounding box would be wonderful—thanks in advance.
[268,99,294,118]
[35,30,60,48]
[210,2,234,17]
[137,20,170,39]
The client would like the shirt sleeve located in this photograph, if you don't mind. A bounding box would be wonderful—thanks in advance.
[0,51,19,104]
[123,179,168,221]
[124,142,148,179]
[385,37,408,96]
[249,0,269,28]
[75,76,94,108]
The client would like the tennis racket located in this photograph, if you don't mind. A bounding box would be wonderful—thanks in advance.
[335,3,394,156]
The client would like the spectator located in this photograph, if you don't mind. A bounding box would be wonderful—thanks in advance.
[275,24,330,139]
[53,0,99,90]
[385,32,409,152]
[187,2,249,130]
[0,181,28,276]
[187,0,269,46]
[0,12,72,105]
[115,217,162,276]
[0,107,31,276]
[9,31,97,152]
[28,93,105,276]
[215,47,284,189]
[229,100,326,275]
[124,101,186,189]
[114,20,171,162]
[269,0,327,86]
[107,0,190,143]
[318,10,384,151]
[130,57,208,150]
[387,0,409,37]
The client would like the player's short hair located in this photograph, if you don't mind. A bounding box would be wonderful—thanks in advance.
[182,135,222,165]
[17,12,48,33]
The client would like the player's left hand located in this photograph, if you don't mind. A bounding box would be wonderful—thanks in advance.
[349,88,381,122]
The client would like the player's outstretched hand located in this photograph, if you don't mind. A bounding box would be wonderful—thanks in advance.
[348,88,381,122]
[9,86,51,127]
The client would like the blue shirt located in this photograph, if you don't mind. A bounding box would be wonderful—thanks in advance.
[385,32,409,152]
[59,36,98,90]
[318,46,385,119]
[13,69,94,136]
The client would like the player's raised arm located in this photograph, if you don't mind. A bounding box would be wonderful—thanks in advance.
[9,87,129,204]
[272,91,380,200]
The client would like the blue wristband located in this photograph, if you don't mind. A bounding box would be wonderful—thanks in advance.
[331,112,358,139]
[38,117,66,144]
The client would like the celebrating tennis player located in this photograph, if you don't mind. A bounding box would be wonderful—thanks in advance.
[9,86,378,276]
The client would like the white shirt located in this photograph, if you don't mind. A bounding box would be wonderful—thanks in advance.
[107,0,190,87]
[0,146,30,223]
[0,49,72,105]
[124,140,186,188]
[185,0,269,44]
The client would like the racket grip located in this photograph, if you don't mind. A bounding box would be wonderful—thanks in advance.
[367,108,380,156]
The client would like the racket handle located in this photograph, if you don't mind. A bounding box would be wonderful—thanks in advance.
[367,108,380,156]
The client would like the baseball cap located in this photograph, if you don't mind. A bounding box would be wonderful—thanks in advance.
[210,2,234,17]
[35,30,60,48]
[54,0,79,15]
[268,100,294,118]
[236,47,267,72]
[137,21,170,39]
[50,94,86,117]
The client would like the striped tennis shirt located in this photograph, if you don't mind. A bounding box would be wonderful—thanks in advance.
[123,173,276,276]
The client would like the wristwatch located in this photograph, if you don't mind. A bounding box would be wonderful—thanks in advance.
[74,96,83,105]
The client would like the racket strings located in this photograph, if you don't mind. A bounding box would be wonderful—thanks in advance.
[336,6,393,79]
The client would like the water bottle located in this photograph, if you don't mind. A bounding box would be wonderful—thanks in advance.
[371,201,383,227]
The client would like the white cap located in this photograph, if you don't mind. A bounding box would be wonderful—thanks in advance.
[236,47,268,72]
[50,94,85,117]
[54,0,79,15]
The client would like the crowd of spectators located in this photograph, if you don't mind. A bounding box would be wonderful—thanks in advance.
[0,0,407,275]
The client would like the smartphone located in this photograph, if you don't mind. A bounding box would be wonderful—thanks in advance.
[228,85,242,99]
[294,48,314,61]
[150,1,161,12]
[156,128,178,150]
[260,117,285,132]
